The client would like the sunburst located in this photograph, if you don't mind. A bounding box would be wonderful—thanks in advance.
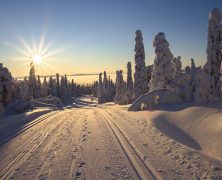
[13,31,67,76]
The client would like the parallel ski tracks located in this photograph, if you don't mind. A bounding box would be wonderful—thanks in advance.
[0,111,59,146]
[0,111,60,179]
[97,108,163,180]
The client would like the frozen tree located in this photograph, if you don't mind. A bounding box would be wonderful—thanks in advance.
[103,71,109,97]
[92,81,98,98]
[41,77,48,97]
[71,79,75,97]
[28,62,39,99]
[56,73,60,97]
[126,62,133,99]
[95,72,115,103]
[60,76,68,102]
[204,8,222,101]
[104,75,116,102]
[21,77,29,99]
[149,32,174,91]
[191,58,196,69]
[133,30,148,99]
[0,63,13,114]
[115,70,129,104]
[48,76,57,96]
[191,68,211,102]
[173,56,182,78]
[115,70,126,97]
[147,65,153,91]
[97,73,106,103]
[107,77,116,101]
[37,75,42,97]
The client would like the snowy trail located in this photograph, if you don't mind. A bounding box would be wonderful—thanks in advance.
[96,108,161,180]
[1,99,222,179]
[0,107,142,179]
[100,105,222,179]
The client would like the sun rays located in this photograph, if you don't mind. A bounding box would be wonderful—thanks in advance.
[12,31,67,76]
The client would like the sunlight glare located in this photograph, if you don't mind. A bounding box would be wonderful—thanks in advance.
[32,54,42,64]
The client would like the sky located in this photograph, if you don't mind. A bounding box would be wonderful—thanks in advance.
[0,0,221,82]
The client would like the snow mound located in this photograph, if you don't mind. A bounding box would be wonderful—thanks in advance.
[33,100,56,109]
[151,103,222,159]
[128,89,182,111]
[36,96,63,108]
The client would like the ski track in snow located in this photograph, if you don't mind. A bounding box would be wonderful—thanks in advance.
[0,100,222,180]
[101,106,222,179]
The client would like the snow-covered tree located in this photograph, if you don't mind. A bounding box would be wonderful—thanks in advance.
[173,56,182,78]
[191,58,196,69]
[149,32,174,91]
[37,75,42,97]
[115,70,129,104]
[56,73,60,97]
[28,62,39,99]
[191,68,211,102]
[0,63,13,114]
[147,65,153,90]
[41,77,48,97]
[203,8,222,101]
[48,76,57,96]
[133,30,148,99]
[126,62,133,99]
[97,73,106,103]
[115,70,126,97]
[107,77,116,101]
[60,76,68,102]
[103,71,109,96]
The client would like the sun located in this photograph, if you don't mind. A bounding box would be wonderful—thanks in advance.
[32,54,42,64]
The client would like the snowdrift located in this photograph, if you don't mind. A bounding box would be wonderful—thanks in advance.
[36,97,63,108]
[128,89,182,111]
[151,103,222,159]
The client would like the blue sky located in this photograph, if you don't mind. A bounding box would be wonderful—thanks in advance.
[0,0,221,78]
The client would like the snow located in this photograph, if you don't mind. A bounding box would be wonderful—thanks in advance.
[151,102,222,159]
[149,32,174,91]
[1,7,222,180]
[128,89,182,111]
[1,96,222,179]
[133,30,148,99]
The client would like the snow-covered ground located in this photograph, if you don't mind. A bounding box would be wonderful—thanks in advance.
[0,97,222,179]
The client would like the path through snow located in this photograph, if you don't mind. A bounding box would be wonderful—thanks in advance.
[0,98,222,179]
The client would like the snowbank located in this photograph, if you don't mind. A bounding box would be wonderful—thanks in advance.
[150,103,222,159]
[128,89,182,111]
